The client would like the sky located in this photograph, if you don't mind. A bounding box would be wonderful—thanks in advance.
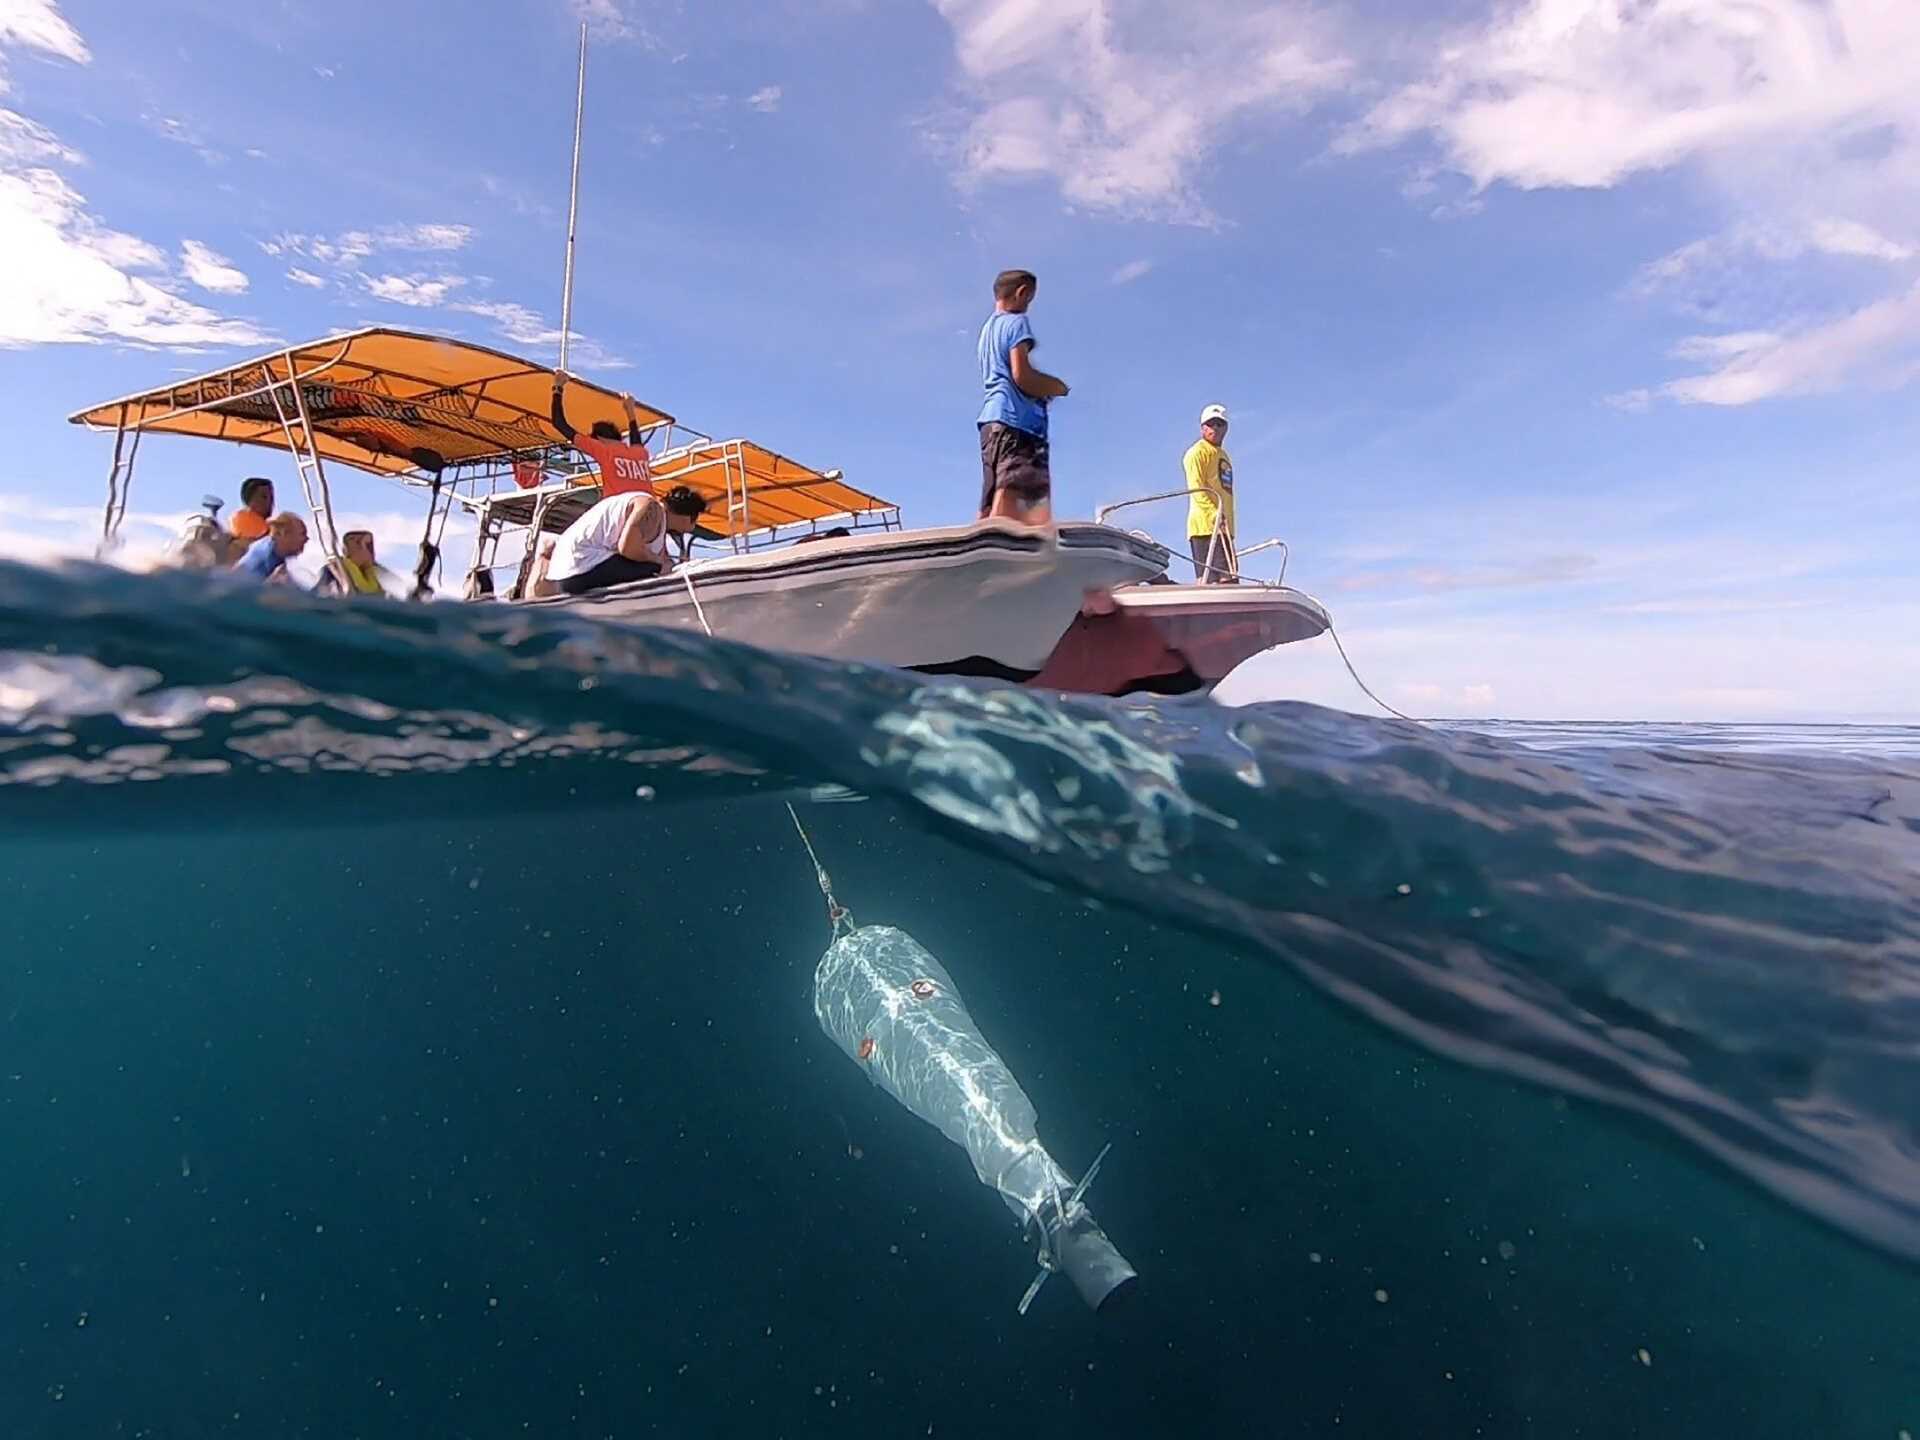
[0,0,1915,721]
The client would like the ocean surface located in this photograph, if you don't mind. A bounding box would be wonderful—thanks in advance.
[1,562,1915,1439]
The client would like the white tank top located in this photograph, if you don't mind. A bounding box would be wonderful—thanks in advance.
[547,492,665,582]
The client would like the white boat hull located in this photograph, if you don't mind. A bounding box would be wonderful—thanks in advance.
[533,520,1169,675]
[527,519,1333,696]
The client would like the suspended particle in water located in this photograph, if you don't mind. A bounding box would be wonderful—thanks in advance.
[634,786,655,801]
[1394,883,1412,896]
[1308,1252,1322,1264]
[75,1313,87,1327]
[1208,989,1222,1007]
[1374,1289,1389,1304]
[1497,1240,1517,1261]
[1635,1348,1653,1368]
[857,1036,876,1063]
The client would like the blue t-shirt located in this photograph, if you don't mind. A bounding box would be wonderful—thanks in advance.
[234,535,286,581]
[976,311,1047,438]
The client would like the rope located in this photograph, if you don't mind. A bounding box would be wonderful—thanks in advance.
[680,559,851,935]
[679,562,714,638]
[1326,620,1420,724]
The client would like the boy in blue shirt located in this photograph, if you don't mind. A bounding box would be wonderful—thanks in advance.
[976,269,1070,525]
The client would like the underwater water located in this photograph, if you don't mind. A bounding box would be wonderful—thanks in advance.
[0,563,1915,1439]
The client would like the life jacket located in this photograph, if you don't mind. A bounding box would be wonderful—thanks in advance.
[340,557,385,595]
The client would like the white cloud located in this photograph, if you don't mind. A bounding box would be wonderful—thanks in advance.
[286,266,325,288]
[0,168,269,349]
[1655,281,1920,406]
[268,229,372,266]
[0,493,180,569]
[267,223,472,269]
[144,113,224,165]
[1808,217,1915,264]
[1346,2,1920,406]
[1340,0,1920,194]
[746,85,783,113]
[928,0,1351,223]
[363,272,465,307]
[1110,258,1151,285]
[383,222,472,251]
[0,107,77,163]
[1637,219,1918,299]
[0,0,88,69]
[569,0,657,46]
[452,300,627,370]
[0,3,266,350]
[180,238,248,294]
[456,299,556,345]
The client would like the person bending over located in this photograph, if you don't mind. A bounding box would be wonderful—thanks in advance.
[538,485,708,597]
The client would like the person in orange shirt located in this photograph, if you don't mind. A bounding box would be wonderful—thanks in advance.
[550,371,653,496]
[228,477,274,551]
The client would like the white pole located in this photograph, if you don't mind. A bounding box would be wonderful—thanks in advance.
[558,21,587,373]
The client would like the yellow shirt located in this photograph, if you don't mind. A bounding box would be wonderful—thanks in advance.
[1183,439,1235,538]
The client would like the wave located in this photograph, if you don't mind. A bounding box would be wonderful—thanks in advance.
[3,560,1916,1264]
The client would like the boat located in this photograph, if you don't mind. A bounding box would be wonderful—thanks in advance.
[69,327,1331,697]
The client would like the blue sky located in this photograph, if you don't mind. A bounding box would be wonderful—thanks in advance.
[1,0,1915,720]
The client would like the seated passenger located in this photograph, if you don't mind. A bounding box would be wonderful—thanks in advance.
[228,478,274,552]
[550,370,652,495]
[313,529,396,598]
[233,512,308,583]
[542,485,708,597]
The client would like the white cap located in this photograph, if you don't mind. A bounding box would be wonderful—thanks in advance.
[1200,404,1229,424]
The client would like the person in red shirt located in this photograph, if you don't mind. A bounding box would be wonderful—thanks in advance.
[550,370,653,495]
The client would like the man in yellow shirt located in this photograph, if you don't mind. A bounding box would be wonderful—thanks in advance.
[1183,404,1237,583]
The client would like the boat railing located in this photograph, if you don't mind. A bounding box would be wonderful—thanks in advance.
[1094,491,1290,587]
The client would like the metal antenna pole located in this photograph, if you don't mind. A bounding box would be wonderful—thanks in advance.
[558,21,587,373]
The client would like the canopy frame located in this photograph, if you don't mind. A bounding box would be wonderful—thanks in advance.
[70,328,897,585]
[265,349,343,561]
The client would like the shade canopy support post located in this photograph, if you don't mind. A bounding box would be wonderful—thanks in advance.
[97,404,142,555]
[265,358,342,561]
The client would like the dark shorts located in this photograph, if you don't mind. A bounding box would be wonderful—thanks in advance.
[559,554,661,596]
[978,422,1051,513]
[1189,534,1239,584]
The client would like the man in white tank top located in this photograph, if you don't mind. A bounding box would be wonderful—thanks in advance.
[530,485,709,598]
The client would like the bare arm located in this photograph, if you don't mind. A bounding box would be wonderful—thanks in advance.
[550,372,577,442]
[616,495,670,571]
[1009,342,1069,400]
[622,393,644,447]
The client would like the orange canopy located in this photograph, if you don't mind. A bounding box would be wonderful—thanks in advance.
[67,327,674,478]
[646,439,895,535]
